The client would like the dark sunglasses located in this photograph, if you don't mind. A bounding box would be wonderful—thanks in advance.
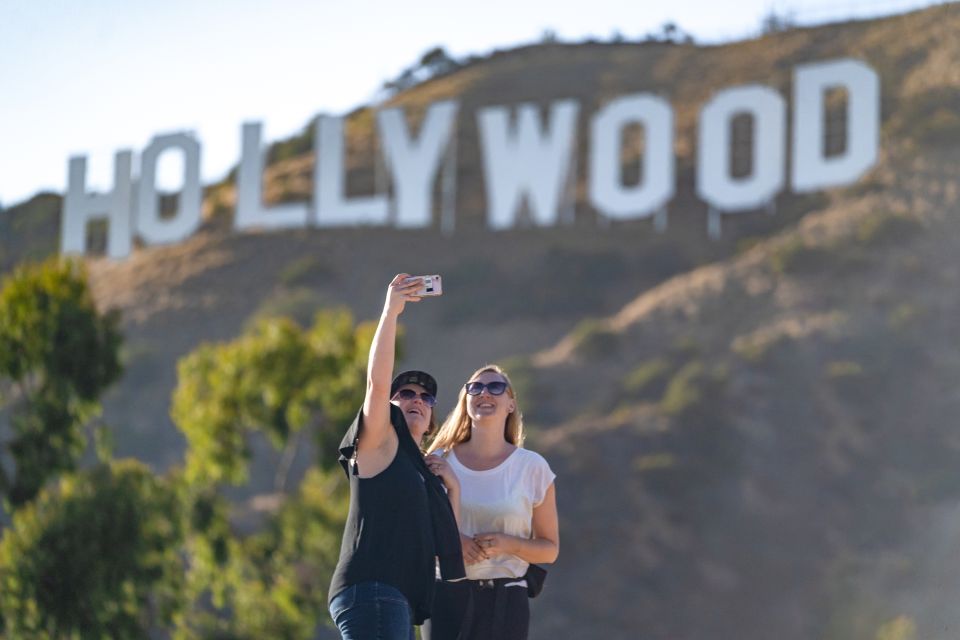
[392,388,437,407]
[464,381,509,396]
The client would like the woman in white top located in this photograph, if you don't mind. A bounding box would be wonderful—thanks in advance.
[422,364,559,640]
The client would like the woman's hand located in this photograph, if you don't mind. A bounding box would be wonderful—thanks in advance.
[425,456,460,494]
[472,532,517,557]
[474,485,560,564]
[384,273,422,317]
[461,533,488,565]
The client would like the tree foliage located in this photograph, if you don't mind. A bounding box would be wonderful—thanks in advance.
[0,286,372,637]
[381,45,463,95]
[175,468,348,639]
[0,258,122,509]
[171,309,376,489]
[170,309,376,635]
[0,460,184,639]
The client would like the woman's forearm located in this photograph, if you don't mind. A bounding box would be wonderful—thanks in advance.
[507,535,559,564]
[366,309,398,395]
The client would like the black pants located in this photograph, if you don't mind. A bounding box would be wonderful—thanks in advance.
[422,579,530,640]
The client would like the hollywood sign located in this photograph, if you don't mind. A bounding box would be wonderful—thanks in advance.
[62,58,878,259]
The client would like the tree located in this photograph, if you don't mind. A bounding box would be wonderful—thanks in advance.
[0,460,184,639]
[761,9,796,35]
[0,258,122,509]
[170,309,375,637]
[173,468,348,639]
[381,45,464,97]
[171,309,376,491]
[419,46,459,77]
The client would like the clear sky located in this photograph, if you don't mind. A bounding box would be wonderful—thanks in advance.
[0,0,944,206]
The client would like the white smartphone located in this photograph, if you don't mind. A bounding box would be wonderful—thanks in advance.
[407,275,443,297]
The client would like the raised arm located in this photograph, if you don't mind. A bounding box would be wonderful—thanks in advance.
[359,274,422,452]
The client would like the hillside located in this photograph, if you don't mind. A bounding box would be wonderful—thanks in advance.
[527,145,960,639]
[2,4,959,638]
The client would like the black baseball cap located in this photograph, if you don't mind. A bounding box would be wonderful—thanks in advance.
[390,370,438,398]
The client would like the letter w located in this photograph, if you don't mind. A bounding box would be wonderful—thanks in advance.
[477,100,579,230]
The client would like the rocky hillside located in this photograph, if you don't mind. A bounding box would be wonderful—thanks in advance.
[1,4,959,638]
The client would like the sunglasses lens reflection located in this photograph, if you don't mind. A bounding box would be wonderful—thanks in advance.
[394,389,436,407]
[465,381,508,396]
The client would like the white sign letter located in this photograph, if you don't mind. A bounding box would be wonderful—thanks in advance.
[697,85,786,211]
[477,100,579,230]
[314,115,388,227]
[236,122,310,230]
[137,133,203,245]
[61,152,134,259]
[792,58,879,192]
[377,101,458,228]
[589,93,674,220]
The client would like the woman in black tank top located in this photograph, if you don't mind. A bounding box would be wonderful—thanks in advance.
[328,274,465,640]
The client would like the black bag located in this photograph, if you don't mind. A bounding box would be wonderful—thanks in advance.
[524,563,547,598]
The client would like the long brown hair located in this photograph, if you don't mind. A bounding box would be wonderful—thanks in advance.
[427,364,524,454]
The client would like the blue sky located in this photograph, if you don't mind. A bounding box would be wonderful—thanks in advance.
[0,0,944,206]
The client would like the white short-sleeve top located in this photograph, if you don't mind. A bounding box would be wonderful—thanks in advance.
[442,446,556,580]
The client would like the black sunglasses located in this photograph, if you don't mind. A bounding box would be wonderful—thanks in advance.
[392,388,437,407]
[464,381,509,396]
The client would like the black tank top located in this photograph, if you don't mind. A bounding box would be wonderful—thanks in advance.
[329,408,436,624]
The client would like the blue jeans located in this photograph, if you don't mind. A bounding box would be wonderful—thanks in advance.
[329,581,415,640]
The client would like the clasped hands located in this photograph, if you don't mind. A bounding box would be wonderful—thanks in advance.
[461,532,516,565]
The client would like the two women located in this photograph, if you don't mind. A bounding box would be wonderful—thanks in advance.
[329,274,559,640]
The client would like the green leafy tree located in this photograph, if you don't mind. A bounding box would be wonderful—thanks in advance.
[171,309,375,490]
[0,460,184,639]
[174,468,348,640]
[419,46,460,76]
[235,467,348,637]
[0,258,122,509]
[171,308,377,637]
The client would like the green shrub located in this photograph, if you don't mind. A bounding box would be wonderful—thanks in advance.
[770,233,878,277]
[892,87,960,149]
[824,360,863,379]
[670,335,700,358]
[856,213,922,246]
[769,238,833,275]
[660,361,728,417]
[633,452,676,472]
[497,356,548,420]
[0,258,123,507]
[660,361,705,415]
[731,333,778,363]
[266,123,314,165]
[915,108,960,147]
[887,303,922,331]
[570,319,619,359]
[0,462,184,637]
[622,358,671,397]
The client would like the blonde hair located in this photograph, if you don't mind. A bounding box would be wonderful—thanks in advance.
[427,364,524,454]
